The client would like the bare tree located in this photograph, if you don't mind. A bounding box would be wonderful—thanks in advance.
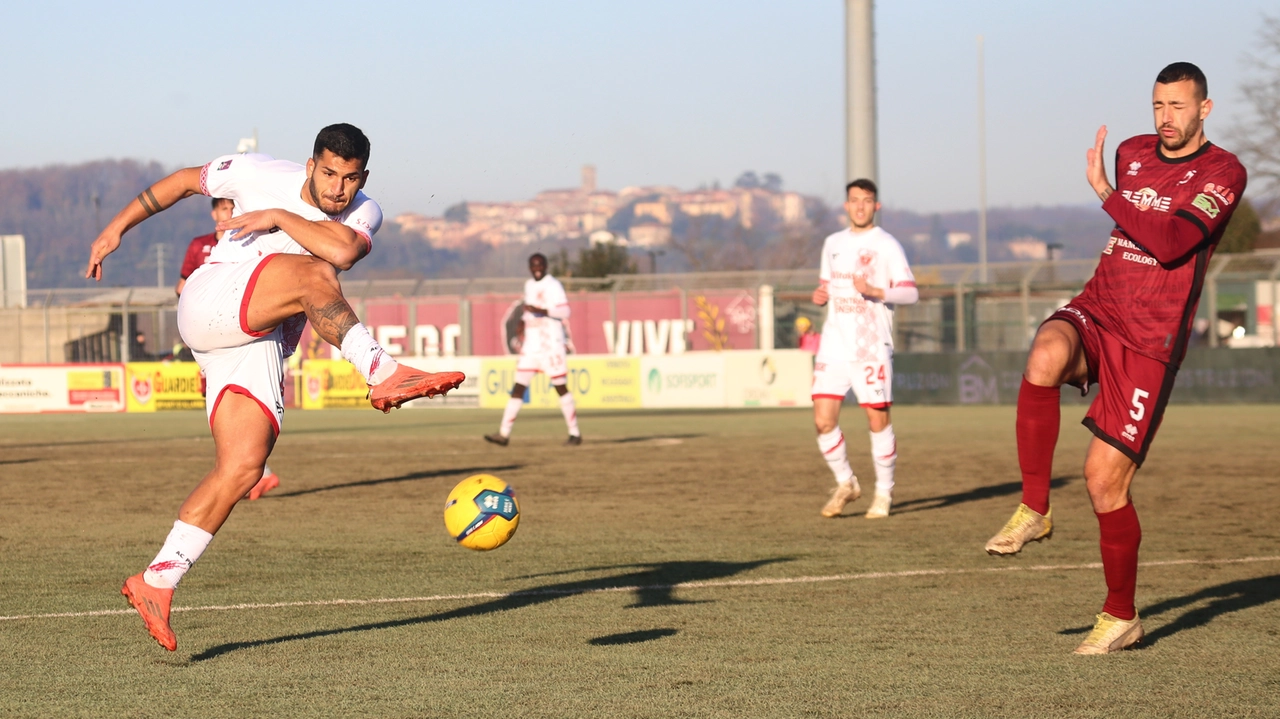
[1228,14,1280,213]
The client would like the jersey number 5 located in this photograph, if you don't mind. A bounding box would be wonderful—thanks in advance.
[864,365,886,385]
[1129,388,1150,421]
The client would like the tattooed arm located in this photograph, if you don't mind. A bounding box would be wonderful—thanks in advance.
[85,167,204,281]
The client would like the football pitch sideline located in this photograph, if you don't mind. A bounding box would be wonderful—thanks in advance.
[2,405,1278,717]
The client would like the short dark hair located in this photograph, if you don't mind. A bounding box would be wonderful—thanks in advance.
[211,197,233,210]
[529,253,547,265]
[313,123,371,167]
[845,178,878,199]
[1156,62,1207,100]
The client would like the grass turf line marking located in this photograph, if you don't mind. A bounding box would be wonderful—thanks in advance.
[4,554,1278,623]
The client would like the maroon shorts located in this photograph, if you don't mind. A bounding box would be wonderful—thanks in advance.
[1048,305,1175,467]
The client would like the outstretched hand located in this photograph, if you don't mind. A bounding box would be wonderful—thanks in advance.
[85,230,122,281]
[1086,125,1114,202]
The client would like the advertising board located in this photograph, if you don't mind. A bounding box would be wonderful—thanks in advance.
[125,362,205,412]
[723,350,813,408]
[639,353,726,408]
[397,356,483,408]
[479,355,640,410]
[0,364,125,413]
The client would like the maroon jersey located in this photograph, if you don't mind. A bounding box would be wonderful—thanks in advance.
[1072,135,1247,365]
[179,233,219,279]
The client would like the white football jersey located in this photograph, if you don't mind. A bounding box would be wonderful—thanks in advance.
[200,153,382,264]
[817,226,915,363]
[521,275,570,355]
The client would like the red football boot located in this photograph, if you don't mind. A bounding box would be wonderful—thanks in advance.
[246,471,280,501]
[368,366,465,413]
[121,573,177,651]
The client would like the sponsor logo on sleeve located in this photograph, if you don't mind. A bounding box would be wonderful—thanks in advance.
[218,160,233,171]
[1203,183,1235,206]
[1192,193,1220,219]
[1121,187,1171,212]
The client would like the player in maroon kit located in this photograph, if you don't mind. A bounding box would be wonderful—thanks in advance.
[984,62,1247,654]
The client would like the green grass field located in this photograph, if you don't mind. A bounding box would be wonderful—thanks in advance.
[2,404,1278,718]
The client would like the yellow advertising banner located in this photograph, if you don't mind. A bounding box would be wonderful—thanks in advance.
[125,362,205,412]
[300,359,376,410]
[479,356,640,410]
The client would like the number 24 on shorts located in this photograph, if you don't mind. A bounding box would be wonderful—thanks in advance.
[864,365,886,385]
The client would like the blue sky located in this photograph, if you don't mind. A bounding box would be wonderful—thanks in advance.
[2,1,1274,216]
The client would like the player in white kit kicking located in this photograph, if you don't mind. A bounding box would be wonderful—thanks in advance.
[85,124,464,651]
[485,253,582,446]
[811,179,918,519]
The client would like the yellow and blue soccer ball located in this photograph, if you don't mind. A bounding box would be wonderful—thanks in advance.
[444,474,520,551]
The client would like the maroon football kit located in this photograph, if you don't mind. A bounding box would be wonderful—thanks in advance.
[179,233,219,280]
[1051,135,1247,464]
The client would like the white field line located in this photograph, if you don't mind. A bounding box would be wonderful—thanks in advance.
[3,555,1278,623]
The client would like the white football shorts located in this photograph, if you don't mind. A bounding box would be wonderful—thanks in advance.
[515,348,568,386]
[178,254,280,353]
[811,351,894,408]
[194,334,286,436]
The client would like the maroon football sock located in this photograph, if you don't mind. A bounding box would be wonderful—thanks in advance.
[1016,377,1060,515]
[1097,502,1142,620]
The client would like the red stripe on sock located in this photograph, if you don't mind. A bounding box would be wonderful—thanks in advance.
[1017,377,1060,515]
[823,436,845,456]
[1097,502,1142,620]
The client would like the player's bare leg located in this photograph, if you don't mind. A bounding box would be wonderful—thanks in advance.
[815,397,860,517]
[246,254,463,410]
[123,393,273,650]
[986,320,1087,554]
[1075,438,1144,654]
[485,383,527,447]
[863,405,895,518]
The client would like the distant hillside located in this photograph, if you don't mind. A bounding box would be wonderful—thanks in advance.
[2,159,1121,289]
[0,160,210,289]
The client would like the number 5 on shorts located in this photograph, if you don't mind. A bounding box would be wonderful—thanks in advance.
[1129,388,1150,421]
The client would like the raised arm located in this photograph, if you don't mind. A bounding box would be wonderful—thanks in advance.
[216,210,370,270]
[85,167,204,281]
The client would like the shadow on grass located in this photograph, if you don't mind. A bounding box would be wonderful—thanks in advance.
[604,434,704,444]
[589,628,678,645]
[189,557,791,662]
[0,458,38,466]
[271,465,522,498]
[891,475,1077,515]
[1057,574,1280,646]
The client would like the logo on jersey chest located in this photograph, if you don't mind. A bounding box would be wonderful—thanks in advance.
[1121,187,1171,212]
[1126,161,1142,176]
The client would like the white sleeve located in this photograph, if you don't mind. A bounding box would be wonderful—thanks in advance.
[546,279,570,319]
[341,193,382,250]
[882,239,918,305]
[818,236,832,284]
[199,153,268,200]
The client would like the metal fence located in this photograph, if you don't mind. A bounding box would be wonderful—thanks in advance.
[4,251,1280,364]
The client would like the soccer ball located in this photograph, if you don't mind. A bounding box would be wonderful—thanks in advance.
[443,474,520,551]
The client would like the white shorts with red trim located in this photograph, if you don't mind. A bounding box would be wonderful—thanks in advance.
[811,352,894,408]
[195,336,285,437]
[178,254,279,353]
[516,348,568,386]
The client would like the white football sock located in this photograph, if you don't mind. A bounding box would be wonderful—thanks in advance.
[262,464,272,478]
[142,520,214,589]
[870,425,897,496]
[499,397,523,438]
[340,323,399,385]
[559,392,580,437]
[817,428,856,485]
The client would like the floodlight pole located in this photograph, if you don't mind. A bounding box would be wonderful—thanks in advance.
[977,35,989,284]
[846,0,878,188]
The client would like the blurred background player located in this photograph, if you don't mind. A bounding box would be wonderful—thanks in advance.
[810,179,918,519]
[86,123,464,652]
[795,316,821,354]
[175,196,279,500]
[983,63,1246,654]
[485,253,581,446]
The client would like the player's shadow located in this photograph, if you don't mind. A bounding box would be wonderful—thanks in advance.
[189,557,792,662]
[1058,573,1280,647]
[271,465,522,498]
[589,628,678,645]
[0,458,38,465]
[890,475,1076,515]
[604,434,704,444]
